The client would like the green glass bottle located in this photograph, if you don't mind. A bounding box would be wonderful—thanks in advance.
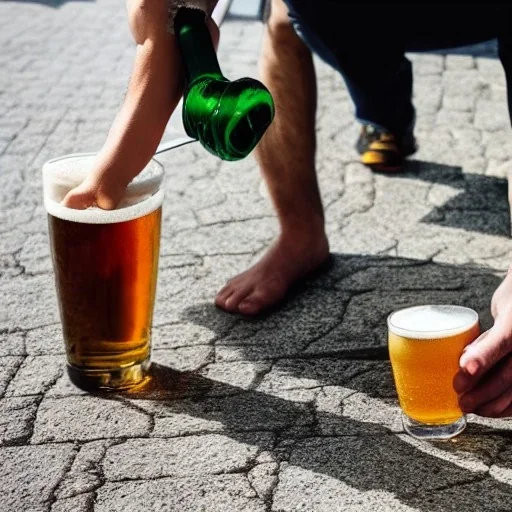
[175,8,275,161]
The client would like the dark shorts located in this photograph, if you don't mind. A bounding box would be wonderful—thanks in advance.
[279,2,512,132]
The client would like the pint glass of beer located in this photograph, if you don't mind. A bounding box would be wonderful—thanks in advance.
[388,305,479,440]
[43,153,164,391]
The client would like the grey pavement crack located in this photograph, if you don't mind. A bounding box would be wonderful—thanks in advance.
[245,470,262,505]
[1,394,43,447]
[248,362,275,391]
[268,461,282,512]
[0,134,16,158]
[200,214,275,227]
[401,473,488,501]
[198,215,276,228]
[0,329,28,357]
[46,443,80,512]
[159,261,201,270]
[148,428,280,440]
[299,315,346,355]
[152,320,184,328]
[471,250,512,261]
[1,355,26,400]
[376,238,398,256]
[107,397,155,436]
[101,468,268,485]
[0,205,36,232]
[93,439,128,509]
[308,390,322,435]
[53,493,95,512]
[195,348,215,371]
[194,194,229,213]
[427,247,444,261]
[19,322,61,333]
[14,112,69,203]
[202,250,262,257]
[275,348,390,362]
[214,317,264,344]
[41,364,65,395]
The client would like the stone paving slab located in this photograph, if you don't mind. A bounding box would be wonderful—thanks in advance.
[2,1,512,511]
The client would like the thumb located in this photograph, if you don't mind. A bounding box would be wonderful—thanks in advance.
[61,184,97,210]
[460,324,512,378]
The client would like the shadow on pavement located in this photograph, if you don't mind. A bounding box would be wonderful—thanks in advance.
[119,364,512,511]
[116,254,512,510]
[183,254,500,356]
[390,160,510,237]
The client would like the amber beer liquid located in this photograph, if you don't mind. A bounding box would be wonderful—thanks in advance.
[43,154,164,391]
[388,305,479,440]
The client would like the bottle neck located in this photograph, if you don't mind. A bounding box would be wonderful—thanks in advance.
[175,8,223,83]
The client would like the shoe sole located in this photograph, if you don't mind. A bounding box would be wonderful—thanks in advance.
[360,144,418,173]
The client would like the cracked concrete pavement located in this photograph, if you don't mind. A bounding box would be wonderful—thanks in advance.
[2,1,512,511]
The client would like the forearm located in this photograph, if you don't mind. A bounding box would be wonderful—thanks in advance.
[62,0,220,210]
[92,36,181,194]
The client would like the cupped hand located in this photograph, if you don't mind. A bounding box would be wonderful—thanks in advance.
[454,270,512,417]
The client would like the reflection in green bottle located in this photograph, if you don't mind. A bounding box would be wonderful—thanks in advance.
[175,8,275,161]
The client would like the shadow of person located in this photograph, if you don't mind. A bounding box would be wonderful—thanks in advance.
[109,253,512,510]
[182,253,499,360]
[117,360,512,511]
[384,160,510,236]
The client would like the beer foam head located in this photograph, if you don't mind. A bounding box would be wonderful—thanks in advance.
[42,153,164,224]
[388,305,478,339]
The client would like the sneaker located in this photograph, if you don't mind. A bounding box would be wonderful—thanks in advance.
[356,124,417,172]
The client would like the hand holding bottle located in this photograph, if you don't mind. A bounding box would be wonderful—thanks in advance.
[176,7,275,161]
[62,0,220,210]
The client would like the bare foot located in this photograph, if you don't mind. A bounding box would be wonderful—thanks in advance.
[215,230,330,316]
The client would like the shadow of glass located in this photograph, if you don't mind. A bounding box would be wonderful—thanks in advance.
[116,361,512,511]
[384,160,510,236]
[108,253,512,510]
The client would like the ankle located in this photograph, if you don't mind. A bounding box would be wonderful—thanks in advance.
[280,212,325,236]
[279,221,328,254]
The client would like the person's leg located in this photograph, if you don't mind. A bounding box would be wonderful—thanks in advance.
[496,6,512,230]
[329,4,497,136]
[215,0,329,315]
[497,7,512,127]
[280,2,417,171]
[290,4,497,171]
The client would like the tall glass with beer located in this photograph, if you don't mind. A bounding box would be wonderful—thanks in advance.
[388,305,479,440]
[43,154,163,391]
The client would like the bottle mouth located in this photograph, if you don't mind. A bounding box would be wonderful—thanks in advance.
[182,77,276,161]
[228,103,274,159]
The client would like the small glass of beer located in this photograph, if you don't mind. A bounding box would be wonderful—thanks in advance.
[43,153,164,391]
[388,305,479,440]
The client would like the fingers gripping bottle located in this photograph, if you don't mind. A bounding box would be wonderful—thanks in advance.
[174,7,275,161]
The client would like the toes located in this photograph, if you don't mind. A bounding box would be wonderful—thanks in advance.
[224,285,254,312]
[215,280,254,313]
[238,300,262,316]
[215,284,234,309]
[215,290,239,312]
[238,283,286,316]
